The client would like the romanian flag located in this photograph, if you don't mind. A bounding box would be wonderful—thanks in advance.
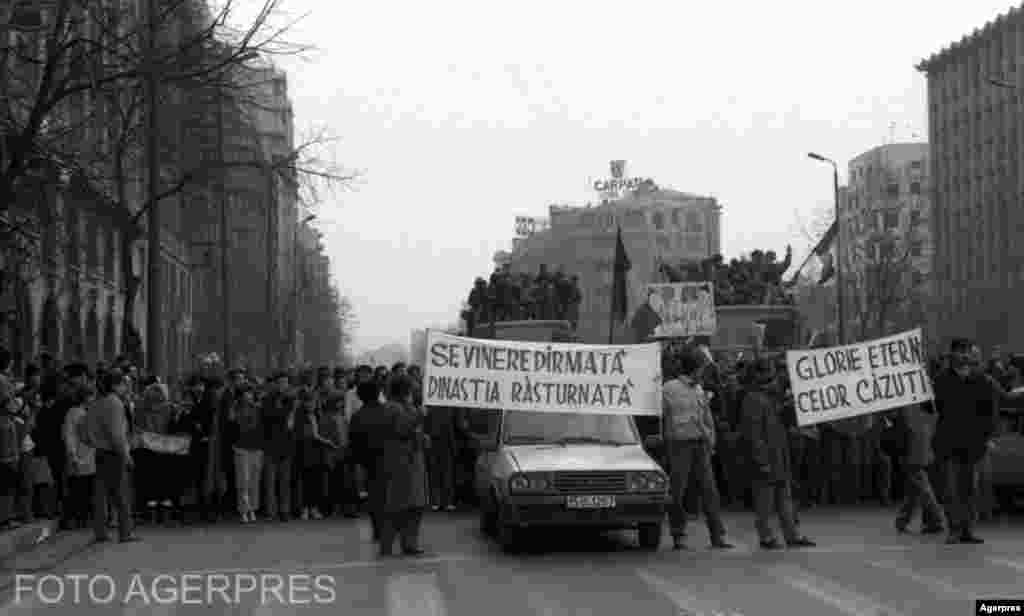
[813,220,838,285]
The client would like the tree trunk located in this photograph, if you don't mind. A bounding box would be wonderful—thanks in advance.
[120,227,143,365]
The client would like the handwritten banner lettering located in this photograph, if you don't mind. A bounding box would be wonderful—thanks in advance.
[786,328,934,427]
[424,331,662,416]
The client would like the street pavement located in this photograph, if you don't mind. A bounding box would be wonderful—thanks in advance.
[1,507,1023,615]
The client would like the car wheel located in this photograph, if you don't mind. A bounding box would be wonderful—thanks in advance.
[637,522,662,550]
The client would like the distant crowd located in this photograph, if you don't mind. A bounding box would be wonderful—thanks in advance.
[464,264,583,331]
[0,353,478,552]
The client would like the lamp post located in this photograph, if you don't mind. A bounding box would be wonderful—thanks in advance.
[292,214,316,365]
[807,152,845,345]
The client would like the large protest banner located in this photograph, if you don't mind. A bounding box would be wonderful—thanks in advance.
[786,328,933,427]
[644,282,716,338]
[424,331,662,416]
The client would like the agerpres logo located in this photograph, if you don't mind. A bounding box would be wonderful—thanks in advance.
[977,600,1024,615]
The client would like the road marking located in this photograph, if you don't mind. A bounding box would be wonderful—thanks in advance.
[866,560,962,596]
[985,557,1024,573]
[387,573,447,616]
[123,553,479,577]
[636,568,730,616]
[767,564,905,616]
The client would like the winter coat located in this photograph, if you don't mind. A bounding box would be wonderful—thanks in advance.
[933,369,999,463]
[350,400,428,513]
[63,405,96,476]
[739,386,792,482]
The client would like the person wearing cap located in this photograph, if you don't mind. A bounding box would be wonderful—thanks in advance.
[933,344,998,544]
[740,358,815,550]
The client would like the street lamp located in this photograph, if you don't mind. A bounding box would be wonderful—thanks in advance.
[807,152,845,345]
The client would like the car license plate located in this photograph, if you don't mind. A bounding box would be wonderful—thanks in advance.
[566,495,615,509]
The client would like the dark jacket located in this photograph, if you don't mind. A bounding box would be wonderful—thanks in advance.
[261,392,295,460]
[233,399,264,451]
[349,400,429,513]
[933,369,999,463]
[739,385,791,482]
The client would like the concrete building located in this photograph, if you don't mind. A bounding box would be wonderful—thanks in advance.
[839,143,933,341]
[502,163,722,344]
[917,6,1024,353]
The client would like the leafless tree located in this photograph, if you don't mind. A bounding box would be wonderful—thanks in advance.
[848,234,921,340]
[2,0,359,359]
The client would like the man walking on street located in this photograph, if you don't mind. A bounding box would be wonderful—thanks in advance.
[662,350,733,551]
[933,347,998,544]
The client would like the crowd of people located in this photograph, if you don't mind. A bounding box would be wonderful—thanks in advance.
[659,247,795,306]
[0,353,480,555]
[654,336,1019,549]
[463,264,583,332]
[0,332,1018,555]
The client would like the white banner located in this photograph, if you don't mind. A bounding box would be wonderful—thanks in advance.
[786,328,934,427]
[424,331,662,416]
[645,282,717,338]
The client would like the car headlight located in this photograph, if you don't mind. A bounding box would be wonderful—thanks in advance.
[508,473,552,493]
[629,471,667,491]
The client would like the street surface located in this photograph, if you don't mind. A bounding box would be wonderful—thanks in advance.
[1,508,1022,615]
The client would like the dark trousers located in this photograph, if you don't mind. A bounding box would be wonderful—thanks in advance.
[428,444,456,509]
[93,450,133,540]
[789,435,824,505]
[46,452,66,515]
[0,461,19,524]
[16,456,33,522]
[66,474,94,526]
[665,439,726,539]
[379,508,422,554]
[753,479,799,543]
[330,461,358,514]
[263,455,292,520]
[896,465,944,530]
[944,454,980,537]
[300,465,329,513]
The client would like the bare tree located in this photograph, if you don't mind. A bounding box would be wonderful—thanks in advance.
[2,0,359,360]
[848,234,921,339]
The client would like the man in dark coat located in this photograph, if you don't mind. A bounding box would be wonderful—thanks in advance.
[348,381,389,544]
[933,351,998,544]
[424,406,458,512]
[740,359,815,550]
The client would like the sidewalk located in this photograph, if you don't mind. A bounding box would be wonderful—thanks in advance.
[0,521,58,563]
[0,521,94,591]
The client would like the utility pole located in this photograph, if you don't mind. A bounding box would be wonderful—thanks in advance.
[145,0,163,377]
[216,83,232,371]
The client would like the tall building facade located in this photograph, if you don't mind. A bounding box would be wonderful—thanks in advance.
[504,165,722,344]
[839,143,933,341]
[918,7,1024,352]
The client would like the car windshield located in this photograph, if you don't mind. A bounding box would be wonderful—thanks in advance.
[502,411,639,446]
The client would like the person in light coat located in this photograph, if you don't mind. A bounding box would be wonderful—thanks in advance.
[63,385,96,529]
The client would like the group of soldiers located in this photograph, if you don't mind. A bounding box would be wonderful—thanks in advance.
[463,264,582,332]
[659,247,795,306]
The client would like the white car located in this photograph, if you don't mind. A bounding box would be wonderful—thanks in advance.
[475,410,669,553]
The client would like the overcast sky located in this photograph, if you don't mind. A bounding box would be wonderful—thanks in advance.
[261,0,1012,355]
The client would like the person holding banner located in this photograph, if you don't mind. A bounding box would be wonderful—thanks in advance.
[661,350,733,551]
[740,359,815,550]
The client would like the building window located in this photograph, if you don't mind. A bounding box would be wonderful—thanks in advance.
[911,241,923,257]
[886,183,899,198]
[671,209,681,227]
[910,160,923,171]
[910,210,922,227]
[910,181,921,195]
[685,211,702,232]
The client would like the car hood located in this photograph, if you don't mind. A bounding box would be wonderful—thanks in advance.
[507,444,661,473]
